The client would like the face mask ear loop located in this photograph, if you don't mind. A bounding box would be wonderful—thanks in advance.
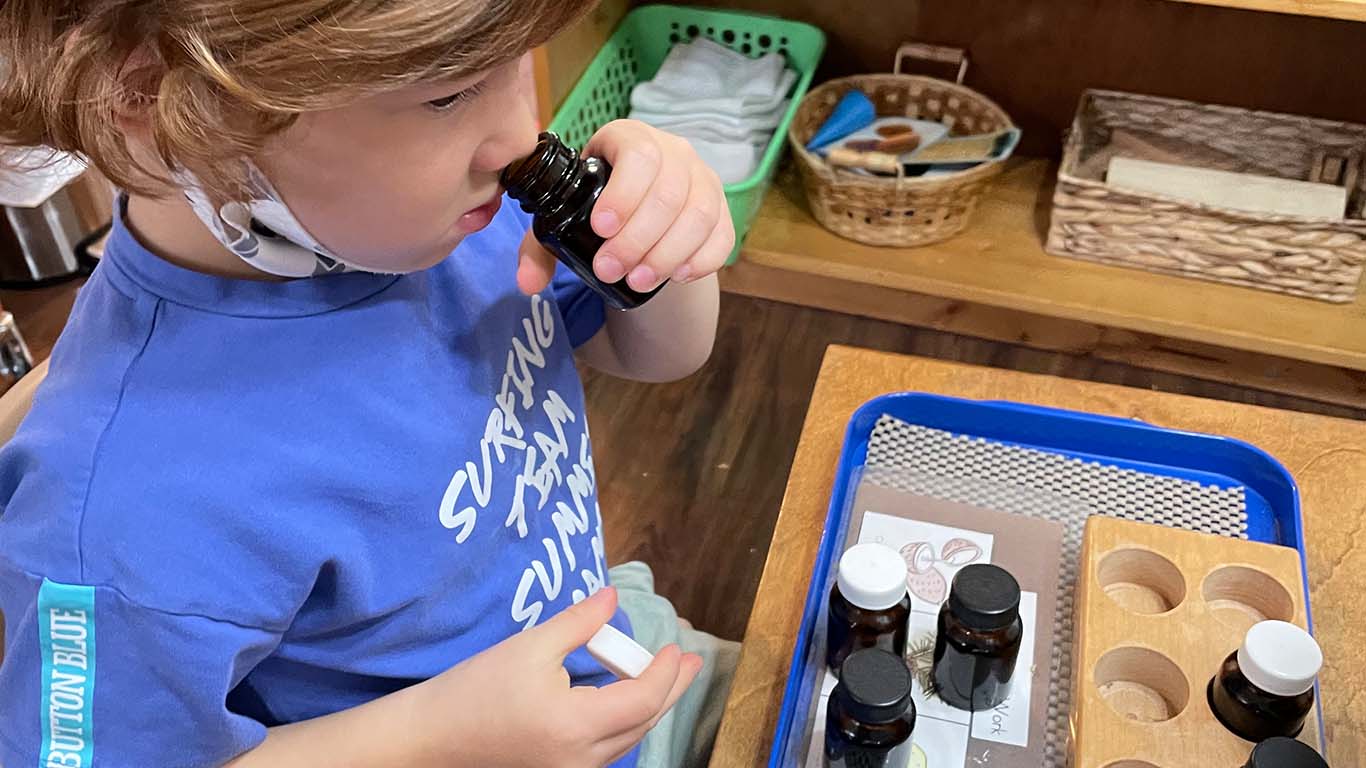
[173,165,363,278]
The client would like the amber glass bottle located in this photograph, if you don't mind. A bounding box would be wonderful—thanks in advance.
[1209,620,1321,742]
[1243,737,1330,768]
[931,564,1023,711]
[826,543,911,676]
[824,648,917,768]
[501,132,663,310]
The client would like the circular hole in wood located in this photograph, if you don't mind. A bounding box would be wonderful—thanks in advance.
[759,34,773,48]
[1203,566,1294,634]
[1095,647,1189,723]
[1098,549,1186,615]
[1103,762,1162,768]
[686,24,700,38]
[721,29,736,44]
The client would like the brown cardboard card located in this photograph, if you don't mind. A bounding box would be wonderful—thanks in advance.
[803,480,1066,767]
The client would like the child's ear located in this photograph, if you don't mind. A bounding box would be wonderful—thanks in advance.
[518,52,539,123]
[111,45,164,136]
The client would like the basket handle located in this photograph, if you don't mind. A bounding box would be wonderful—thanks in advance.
[893,43,969,85]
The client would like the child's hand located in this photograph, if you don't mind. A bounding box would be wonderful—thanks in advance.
[428,587,702,767]
[517,120,734,296]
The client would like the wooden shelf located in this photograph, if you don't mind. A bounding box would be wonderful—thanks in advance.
[1166,0,1366,22]
[736,159,1366,373]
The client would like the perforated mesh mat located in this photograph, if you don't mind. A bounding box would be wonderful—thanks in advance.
[862,414,1248,765]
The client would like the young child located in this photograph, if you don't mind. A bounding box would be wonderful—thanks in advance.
[0,2,740,766]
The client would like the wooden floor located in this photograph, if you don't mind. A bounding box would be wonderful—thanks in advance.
[5,279,1364,641]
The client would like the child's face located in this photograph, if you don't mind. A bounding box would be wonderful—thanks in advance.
[253,56,539,273]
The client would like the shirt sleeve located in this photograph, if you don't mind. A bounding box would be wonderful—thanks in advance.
[551,261,607,349]
[0,574,282,768]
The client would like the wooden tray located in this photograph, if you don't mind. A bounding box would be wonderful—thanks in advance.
[1071,516,1321,768]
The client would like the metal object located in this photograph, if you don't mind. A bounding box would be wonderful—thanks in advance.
[0,147,91,284]
[0,311,34,386]
[2,189,85,282]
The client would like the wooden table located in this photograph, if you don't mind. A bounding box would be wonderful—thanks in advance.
[710,345,1366,767]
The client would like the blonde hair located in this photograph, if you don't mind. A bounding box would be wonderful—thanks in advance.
[0,1,596,201]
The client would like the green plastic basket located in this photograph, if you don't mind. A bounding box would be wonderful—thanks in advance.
[548,5,826,263]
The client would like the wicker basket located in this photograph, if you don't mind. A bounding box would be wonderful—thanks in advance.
[787,44,1016,247]
[1047,90,1366,303]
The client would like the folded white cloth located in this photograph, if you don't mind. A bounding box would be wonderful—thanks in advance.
[679,136,764,184]
[626,36,795,186]
[627,106,768,184]
[628,102,789,142]
[630,37,794,117]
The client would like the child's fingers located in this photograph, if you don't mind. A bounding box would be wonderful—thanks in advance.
[673,210,736,284]
[652,651,702,728]
[516,228,558,296]
[594,652,703,761]
[593,151,692,288]
[618,651,703,736]
[596,152,691,289]
[582,643,684,736]
[586,121,659,240]
[524,586,619,662]
[632,162,723,290]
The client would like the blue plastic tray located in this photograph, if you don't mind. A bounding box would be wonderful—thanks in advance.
[768,392,1314,766]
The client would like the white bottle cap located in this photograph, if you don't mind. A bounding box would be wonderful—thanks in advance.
[587,624,655,680]
[837,543,909,611]
[1237,620,1322,697]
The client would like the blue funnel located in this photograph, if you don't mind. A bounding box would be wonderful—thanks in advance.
[806,90,876,152]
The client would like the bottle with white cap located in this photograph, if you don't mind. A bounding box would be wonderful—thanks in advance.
[826,543,911,675]
[1209,620,1323,742]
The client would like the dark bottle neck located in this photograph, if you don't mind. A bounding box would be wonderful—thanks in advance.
[940,602,1022,651]
[829,690,914,747]
[1210,653,1313,742]
[502,132,585,218]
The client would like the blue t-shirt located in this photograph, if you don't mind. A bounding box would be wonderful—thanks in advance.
[0,198,639,767]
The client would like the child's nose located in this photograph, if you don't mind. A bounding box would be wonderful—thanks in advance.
[472,120,540,176]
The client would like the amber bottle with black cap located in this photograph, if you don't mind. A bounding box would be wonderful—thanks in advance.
[501,132,663,310]
[824,648,917,768]
[931,563,1024,711]
[1243,738,1330,768]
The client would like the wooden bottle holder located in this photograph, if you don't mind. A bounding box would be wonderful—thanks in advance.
[1071,517,1321,768]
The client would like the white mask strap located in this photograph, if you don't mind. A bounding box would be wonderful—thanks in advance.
[176,164,357,278]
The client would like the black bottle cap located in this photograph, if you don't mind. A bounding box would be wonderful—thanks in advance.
[1244,738,1330,768]
[835,648,915,724]
[947,564,1021,631]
